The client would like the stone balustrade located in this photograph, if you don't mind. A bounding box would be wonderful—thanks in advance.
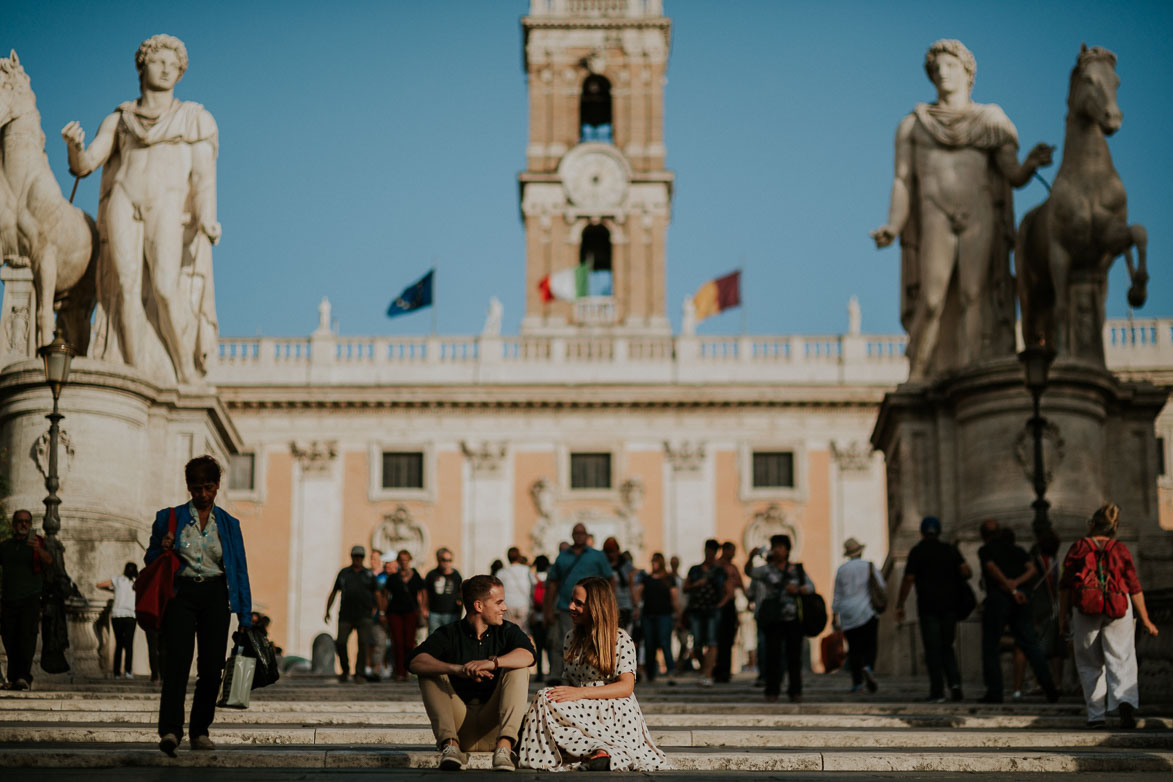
[209,317,1173,388]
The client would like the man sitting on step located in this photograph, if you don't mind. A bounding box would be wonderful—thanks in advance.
[409,574,535,771]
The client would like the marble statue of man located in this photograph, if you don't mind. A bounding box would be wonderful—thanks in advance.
[871,40,1052,380]
[62,34,220,385]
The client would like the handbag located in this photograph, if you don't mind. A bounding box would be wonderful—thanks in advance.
[218,646,256,709]
[135,508,179,631]
[795,564,828,637]
[821,630,846,673]
[235,626,281,689]
[867,562,888,614]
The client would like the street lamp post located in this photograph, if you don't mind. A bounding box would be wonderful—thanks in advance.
[1018,344,1056,536]
[37,331,77,541]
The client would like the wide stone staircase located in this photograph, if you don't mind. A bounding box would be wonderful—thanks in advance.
[2,673,1172,772]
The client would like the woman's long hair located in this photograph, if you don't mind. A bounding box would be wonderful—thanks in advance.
[123,561,139,580]
[564,576,619,678]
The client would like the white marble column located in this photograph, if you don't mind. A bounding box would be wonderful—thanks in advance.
[287,441,341,658]
[460,441,512,575]
[662,441,712,561]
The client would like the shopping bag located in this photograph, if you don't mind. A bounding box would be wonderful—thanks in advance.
[234,626,281,689]
[867,563,888,614]
[217,649,256,709]
[135,508,179,631]
[821,630,846,673]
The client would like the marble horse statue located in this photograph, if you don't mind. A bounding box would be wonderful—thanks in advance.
[1016,44,1147,364]
[0,51,97,352]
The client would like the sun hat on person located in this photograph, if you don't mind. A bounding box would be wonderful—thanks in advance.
[843,538,866,557]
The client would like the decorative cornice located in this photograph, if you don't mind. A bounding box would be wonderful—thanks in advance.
[290,440,337,472]
[664,440,706,472]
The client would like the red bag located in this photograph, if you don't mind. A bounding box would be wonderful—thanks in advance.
[135,508,179,631]
[821,630,846,673]
[1070,538,1129,619]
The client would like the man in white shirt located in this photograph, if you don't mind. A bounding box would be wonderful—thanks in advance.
[831,538,885,693]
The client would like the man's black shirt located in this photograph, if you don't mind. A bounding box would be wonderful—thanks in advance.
[423,567,463,615]
[905,537,964,615]
[409,617,535,703]
[0,536,45,601]
[978,538,1031,594]
[333,566,377,623]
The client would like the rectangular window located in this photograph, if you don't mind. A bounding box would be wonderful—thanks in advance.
[570,452,612,490]
[1159,437,1167,477]
[382,451,424,489]
[752,451,794,488]
[228,453,255,492]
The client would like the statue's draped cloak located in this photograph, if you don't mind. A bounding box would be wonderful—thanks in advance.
[91,99,219,380]
[900,101,1020,375]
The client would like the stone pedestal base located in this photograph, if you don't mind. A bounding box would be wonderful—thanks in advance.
[872,357,1171,690]
[0,358,242,609]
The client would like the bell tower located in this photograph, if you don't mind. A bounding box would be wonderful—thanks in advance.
[519,0,673,334]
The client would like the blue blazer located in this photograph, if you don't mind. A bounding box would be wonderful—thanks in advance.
[145,504,253,626]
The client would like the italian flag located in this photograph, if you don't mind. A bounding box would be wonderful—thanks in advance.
[538,264,590,302]
[692,270,741,322]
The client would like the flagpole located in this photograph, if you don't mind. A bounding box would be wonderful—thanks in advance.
[738,264,746,336]
[430,259,438,336]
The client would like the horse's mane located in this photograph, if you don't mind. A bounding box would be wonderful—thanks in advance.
[1070,45,1117,84]
[0,57,31,92]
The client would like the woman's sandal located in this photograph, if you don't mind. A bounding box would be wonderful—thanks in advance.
[584,750,611,771]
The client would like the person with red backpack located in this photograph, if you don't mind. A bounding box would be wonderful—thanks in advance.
[1058,503,1159,729]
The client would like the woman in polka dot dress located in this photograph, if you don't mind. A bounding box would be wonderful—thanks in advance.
[517,576,671,771]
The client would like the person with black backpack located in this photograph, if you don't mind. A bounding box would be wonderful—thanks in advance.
[1058,503,1159,729]
[683,539,730,687]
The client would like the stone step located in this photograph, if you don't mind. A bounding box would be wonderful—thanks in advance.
[2,707,1170,730]
[4,722,1172,749]
[2,745,1172,773]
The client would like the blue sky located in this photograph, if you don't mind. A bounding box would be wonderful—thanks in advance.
[5,0,1171,338]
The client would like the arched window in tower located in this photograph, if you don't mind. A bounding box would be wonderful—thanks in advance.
[580,74,613,143]
[580,223,613,296]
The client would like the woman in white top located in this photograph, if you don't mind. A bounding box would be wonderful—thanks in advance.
[831,538,885,693]
[98,562,139,678]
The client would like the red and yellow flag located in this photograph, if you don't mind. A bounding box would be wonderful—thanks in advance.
[692,270,741,322]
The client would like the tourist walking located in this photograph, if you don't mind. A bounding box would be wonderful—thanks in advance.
[832,538,884,693]
[895,516,970,702]
[409,574,535,772]
[1058,503,1159,728]
[530,555,552,681]
[634,552,679,682]
[542,523,613,685]
[1013,528,1064,699]
[1,509,53,691]
[977,519,1059,703]
[715,541,744,683]
[97,562,140,679]
[385,549,427,681]
[603,537,636,633]
[498,547,533,627]
[518,576,671,771]
[147,455,252,756]
[749,534,814,702]
[683,539,729,687]
[324,545,380,683]
[423,548,463,634]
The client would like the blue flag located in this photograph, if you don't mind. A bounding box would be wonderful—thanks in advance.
[386,269,434,318]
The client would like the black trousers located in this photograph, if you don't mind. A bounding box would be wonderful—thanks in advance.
[158,578,231,740]
[714,601,739,683]
[981,592,1055,700]
[762,619,803,697]
[844,616,878,687]
[919,610,961,697]
[1,595,41,685]
[112,617,137,676]
[335,617,373,676]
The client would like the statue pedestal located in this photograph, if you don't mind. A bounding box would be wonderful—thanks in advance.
[0,358,242,621]
[871,358,1171,690]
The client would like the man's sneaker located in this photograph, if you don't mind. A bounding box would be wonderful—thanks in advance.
[124,672,135,680]
[439,743,468,771]
[191,735,216,751]
[950,686,964,702]
[337,673,349,683]
[12,679,30,691]
[698,677,714,688]
[492,746,516,772]
[1119,701,1137,729]
[862,666,878,693]
[158,734,179,757]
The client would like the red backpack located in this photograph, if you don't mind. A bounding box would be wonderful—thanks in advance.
[1069,538,1129,619]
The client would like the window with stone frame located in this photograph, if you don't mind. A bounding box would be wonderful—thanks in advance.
[580,74,613,142]
[229,453,255,492]
[752,451,795,489]
[570,452,612,490]
[382,451,425,489]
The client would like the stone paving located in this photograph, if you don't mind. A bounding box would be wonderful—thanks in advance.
[2,672,1171,773]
